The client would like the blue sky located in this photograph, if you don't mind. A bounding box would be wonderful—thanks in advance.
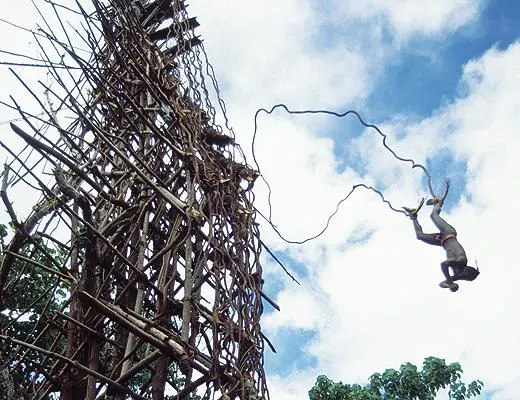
[2,1,520,399]
[368,0,520,118]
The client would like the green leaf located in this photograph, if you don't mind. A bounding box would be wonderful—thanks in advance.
[308,357,484,400]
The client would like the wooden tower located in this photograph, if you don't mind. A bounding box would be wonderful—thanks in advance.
[0,1,274,399]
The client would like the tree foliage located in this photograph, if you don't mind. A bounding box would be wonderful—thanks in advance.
[0,223,69,398]
[309,357,483,400]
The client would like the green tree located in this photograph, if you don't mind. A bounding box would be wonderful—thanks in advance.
[0,223,69,399]
[309,357,483,400]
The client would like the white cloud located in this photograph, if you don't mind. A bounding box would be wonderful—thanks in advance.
[189,0,375,111]
[262,285,327,331]
[268,369,319,400]
[257,37,520,400]
[332,0,483,40]
[491,378,520,400]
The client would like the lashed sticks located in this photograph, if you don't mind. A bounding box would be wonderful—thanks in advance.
[0,1,273,399]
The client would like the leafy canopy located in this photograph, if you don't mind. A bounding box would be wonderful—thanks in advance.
[309,357,483,400]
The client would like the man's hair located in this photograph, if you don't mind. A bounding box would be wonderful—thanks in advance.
[463,266,480,281]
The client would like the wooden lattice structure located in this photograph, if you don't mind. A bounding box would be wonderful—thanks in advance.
[0,1,275,398]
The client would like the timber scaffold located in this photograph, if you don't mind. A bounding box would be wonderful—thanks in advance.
[0,0,275,399]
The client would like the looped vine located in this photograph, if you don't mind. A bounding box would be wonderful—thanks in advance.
[251,104,441,244]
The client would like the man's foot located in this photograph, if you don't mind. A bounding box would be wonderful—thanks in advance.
[426,197,442,206]
[402,206,418,219]
[403,198,424,219]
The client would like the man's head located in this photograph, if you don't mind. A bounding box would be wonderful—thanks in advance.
[462,266,480,281]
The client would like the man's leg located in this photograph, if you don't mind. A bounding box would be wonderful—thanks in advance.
[411,218,440,245]
[430,201,457,235]
[403,200,440,245]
